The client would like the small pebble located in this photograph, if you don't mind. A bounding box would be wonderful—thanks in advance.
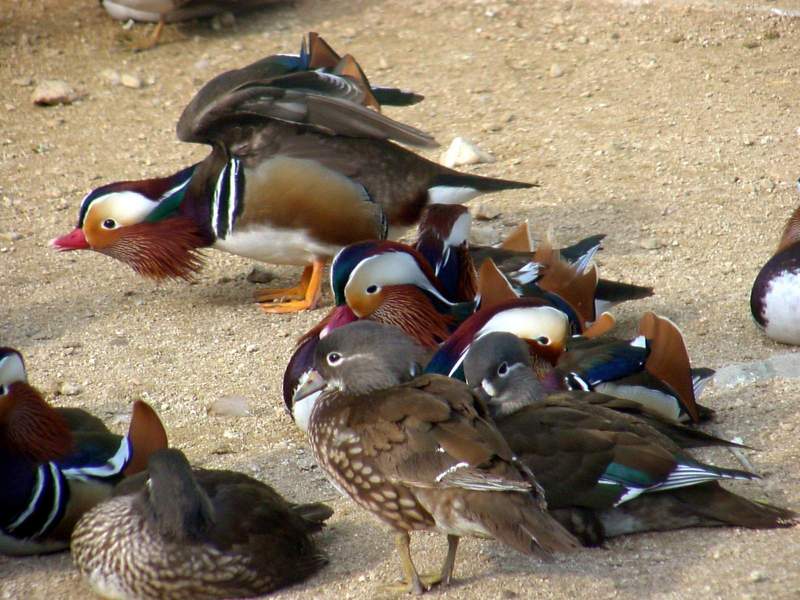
[749,571,766,583]
[31,80,76,106]
[100,69,120,85]
[60,382,83,396]
[549,63,565,78]
[0,231,22,241]
[208,395,251,417]
[440,137,496,168]
[639,238,661,250]
[120,73,142,89]
[472,201,501,221]
[247,266,275,284]
[12,76,32,87]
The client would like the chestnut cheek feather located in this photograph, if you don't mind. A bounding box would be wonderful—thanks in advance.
[371,285,453,348]
[100,217,209,281]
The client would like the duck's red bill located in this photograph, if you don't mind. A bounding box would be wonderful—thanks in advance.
[50,228,89,251]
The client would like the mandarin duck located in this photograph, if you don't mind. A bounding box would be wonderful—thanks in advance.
[52,37,532,314]
[297,321,578,594]
[282,239,474,427]
[463,332,798,545]
[72,448,332,600]
[0,348,168,556]
[102,0,283,50]
[751,196,800,344]
[553,312,714,424]
[427,303,713,425]
[415,206,653,318]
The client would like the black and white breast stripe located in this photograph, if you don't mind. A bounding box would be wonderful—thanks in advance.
[211,158,245,240]
[2,463,68,540]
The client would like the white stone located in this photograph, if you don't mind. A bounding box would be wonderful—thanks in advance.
[31,80,76,106]
[208,395,251,417]
[440,137,496,168]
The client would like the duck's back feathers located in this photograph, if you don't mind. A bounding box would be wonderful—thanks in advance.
[177,61,437,149]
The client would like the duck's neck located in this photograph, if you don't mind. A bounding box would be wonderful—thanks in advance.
[181,147,245,242]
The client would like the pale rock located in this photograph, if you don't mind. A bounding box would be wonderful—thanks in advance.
[469,222,500,246]
[60,382,83,396]
[209,395,251,417]
[714,353,800,388]
[100,69,120,85]
[472,201,501,221]
[31,80,76,106]
[120,73,142,89]
[440,137,496,168]
[639,238,661,250]
[549,63,565,78]
[12,77,32,87]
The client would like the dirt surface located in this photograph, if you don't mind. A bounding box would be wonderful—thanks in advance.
[2,0,800,598]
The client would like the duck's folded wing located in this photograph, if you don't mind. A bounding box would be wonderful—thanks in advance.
[351,375,531,492]
[178,68,437,148]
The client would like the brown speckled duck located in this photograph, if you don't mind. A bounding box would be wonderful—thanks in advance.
[463,332,798,546]
[71,448,332,600]
[297,321,578,594]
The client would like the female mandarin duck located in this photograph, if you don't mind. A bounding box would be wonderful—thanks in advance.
[52,35,531,314]
[751,198,800,344]
[0,348,168,555]
[462,333,797,545]
[72,448,332,600]
[296,321,578,594]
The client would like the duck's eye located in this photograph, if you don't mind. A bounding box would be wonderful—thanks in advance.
[0,384,7,395]
[102,219,117,230]
[536,336,551,345]
[327,352,343,366]
[365,285,379,295]
[497,361,509,377]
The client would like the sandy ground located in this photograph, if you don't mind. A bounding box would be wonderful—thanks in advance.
[2,0,800,598]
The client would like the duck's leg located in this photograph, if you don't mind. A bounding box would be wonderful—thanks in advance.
[379,531,425,595]
[436,535,459,587]
[257,259,324,313]
[131,16,166,52]
[379,532,457,595]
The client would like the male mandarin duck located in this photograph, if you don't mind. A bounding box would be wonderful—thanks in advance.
[425,297,578,380]
[751,197,800,344]
[415,206,653,319]
[101,0,283,50]
[463,333,797,545]
[427,304,712,425]
[52,35,532,314]
[72,448,332,600]
[0,348,168,555]
[296,321,578,594]
[553,312,714,424]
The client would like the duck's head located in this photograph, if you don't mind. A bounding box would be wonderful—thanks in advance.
[51,165,207,280]
[294,321,428,399]
[463,332,546,418]
[330,241,458,347]
[426,299,571,379]
[0,349,72,462]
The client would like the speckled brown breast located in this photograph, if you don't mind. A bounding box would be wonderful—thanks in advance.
[309,394,435,532]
